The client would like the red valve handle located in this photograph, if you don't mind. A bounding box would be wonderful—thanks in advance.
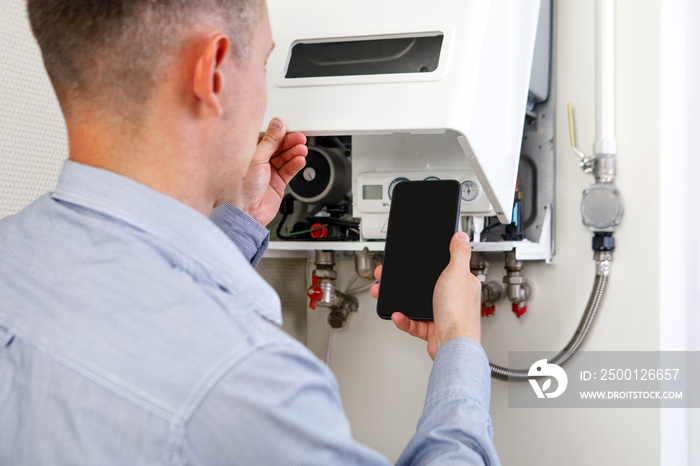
[309,223,329,239]
[481,305,496,318]
[512,303,527,318]
[307,275,322,310]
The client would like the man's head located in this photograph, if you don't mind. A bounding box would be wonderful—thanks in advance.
[27,0,264,117]
[27,0,275,213]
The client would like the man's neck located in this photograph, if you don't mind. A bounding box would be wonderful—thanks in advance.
[66,111,217,217]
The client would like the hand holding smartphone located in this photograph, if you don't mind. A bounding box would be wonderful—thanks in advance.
[376,180,462,321]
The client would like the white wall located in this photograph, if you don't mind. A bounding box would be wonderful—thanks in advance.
[0,0,67,217]
[310,0,667,464]
[660,0,700,465]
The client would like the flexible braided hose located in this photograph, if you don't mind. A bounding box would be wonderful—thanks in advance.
[490,270,609,381]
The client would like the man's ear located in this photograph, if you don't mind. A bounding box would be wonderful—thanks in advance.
[193,34,230,117]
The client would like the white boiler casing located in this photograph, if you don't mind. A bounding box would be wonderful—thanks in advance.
[263,0,541,228]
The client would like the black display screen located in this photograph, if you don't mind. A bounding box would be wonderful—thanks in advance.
[377,180,461,321]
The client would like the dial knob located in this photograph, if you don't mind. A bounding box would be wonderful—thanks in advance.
[388,177,409,199]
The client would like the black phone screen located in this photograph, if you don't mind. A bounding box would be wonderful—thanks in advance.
[376,180,461,321]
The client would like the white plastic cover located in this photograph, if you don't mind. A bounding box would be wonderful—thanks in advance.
[264,0,541,223]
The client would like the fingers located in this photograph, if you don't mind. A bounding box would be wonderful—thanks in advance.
[369,265,382,298]
[391,313,430,341]
[391,312,412,333]
[275,154,307,186]
[257,118,287,154]
[431,231,482,346]
[276,131,307,154]
[257,118,307,159]
[370,283,380,299]
[448,231,472,269]
[259,118,307,154]
[270,143,308,170]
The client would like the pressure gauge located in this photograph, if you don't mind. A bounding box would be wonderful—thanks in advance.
[388,177,409,199]
[461,180,479,202]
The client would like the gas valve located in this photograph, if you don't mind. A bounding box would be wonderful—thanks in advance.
[306,276,323,310]
[308,251,358,328]
[503,249,534,318]
[470,252,505,317]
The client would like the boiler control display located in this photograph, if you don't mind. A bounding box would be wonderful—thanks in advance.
[355,171,494,240]
[362,184,383,200]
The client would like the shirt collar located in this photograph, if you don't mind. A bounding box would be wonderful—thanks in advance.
[52,160,281,325]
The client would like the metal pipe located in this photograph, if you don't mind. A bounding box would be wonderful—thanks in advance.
[502,249,533,318]
[310,250,358,328]
[595,0,617,158]
[488,0,618,381]
[490,260,609,381]
[354,247,380,280]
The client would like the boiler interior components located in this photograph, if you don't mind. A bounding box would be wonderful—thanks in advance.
[289,146,351,206]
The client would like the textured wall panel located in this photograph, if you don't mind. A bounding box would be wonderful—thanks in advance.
[0,0,67,218]
[256,258,309,344]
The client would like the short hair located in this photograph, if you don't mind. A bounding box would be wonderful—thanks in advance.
[27,0,264,114]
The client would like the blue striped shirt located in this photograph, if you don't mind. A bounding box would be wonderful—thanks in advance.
[0,160,500,465]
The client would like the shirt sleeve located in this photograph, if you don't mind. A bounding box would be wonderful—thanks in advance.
[397,338,501,466]
[209,203,269,267]
[183,337,500,466]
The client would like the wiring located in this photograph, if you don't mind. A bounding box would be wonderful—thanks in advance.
[479,217,502,241]
[346,282,376,295]
[346,279,377,295]
[344,274,361,293]
[271,214,354,240]
[272,218,333,239]
[273,214,294,240]
[344,273,377,295]
[324,326,333,365]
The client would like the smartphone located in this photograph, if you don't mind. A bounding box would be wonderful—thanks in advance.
[376,179,462,321]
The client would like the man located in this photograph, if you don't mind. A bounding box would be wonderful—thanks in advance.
[0,0,499,464]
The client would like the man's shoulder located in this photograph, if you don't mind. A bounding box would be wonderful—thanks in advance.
[2,253,285,423]
[0,194,287,421]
